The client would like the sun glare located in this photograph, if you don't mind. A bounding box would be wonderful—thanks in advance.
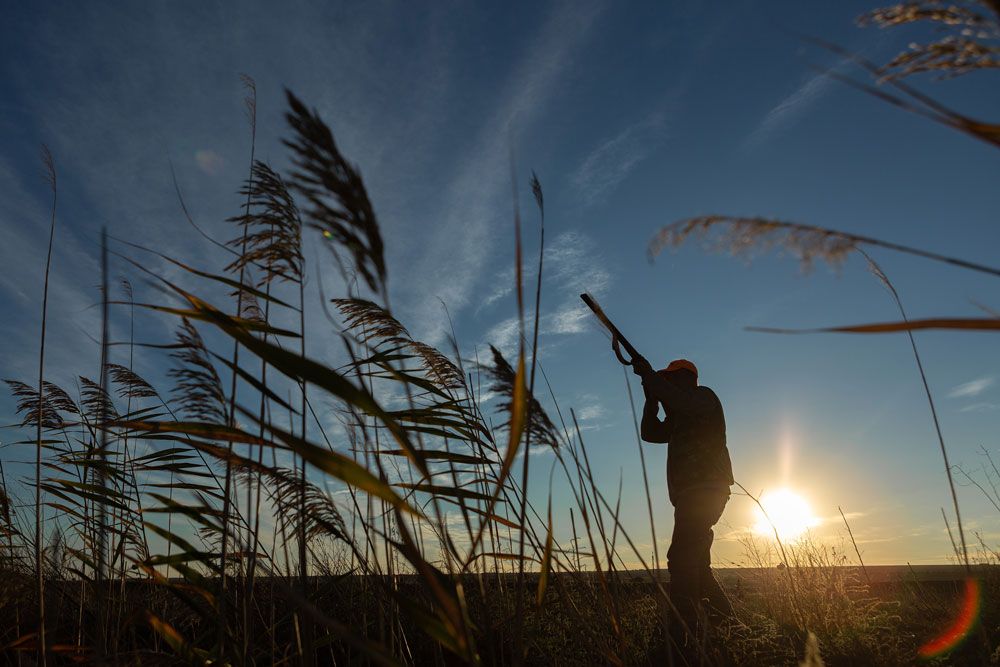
[752,488,819,541]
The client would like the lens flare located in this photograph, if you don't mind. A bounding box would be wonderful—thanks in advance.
[194,149,225,175]
[919,577,981,659]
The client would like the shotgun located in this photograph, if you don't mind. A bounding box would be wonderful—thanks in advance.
[580,293,641,366]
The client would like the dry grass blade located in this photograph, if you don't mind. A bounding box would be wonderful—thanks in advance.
[214,315,430,476]
[747,316,1000,334]
[395,483,491,504]
[112,420,271,447]
[144,611,209,664]
[378,449,491,466]
[255,420,422,517]
[208,349,298,414]
[185,309,424,485]
[110,235,297,310]
[133,302,299,337]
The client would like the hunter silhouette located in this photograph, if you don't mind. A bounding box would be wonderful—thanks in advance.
[631,356,735,638]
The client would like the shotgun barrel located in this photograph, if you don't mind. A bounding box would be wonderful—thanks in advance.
[580,293,640,365]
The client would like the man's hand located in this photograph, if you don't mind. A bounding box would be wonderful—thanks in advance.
[632,355,654,379]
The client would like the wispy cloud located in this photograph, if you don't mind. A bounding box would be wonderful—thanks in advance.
[482,316,523,356]
[853,535,901,545]
[479,267,518,312]
[481,230,613,356]
[577,404,605,421]
[398,0,606,345]
[948,376,994,398]
[814,510,866,525]
[742,71,837,151]
[570,113,664,207]
[960,402,1000,413]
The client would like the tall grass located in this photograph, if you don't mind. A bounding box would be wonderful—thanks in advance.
[0,101,719,661]
[1,3,998,665]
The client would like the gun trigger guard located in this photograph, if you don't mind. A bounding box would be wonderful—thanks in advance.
[612,336,632,366]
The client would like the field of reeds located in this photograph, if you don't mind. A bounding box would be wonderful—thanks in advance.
[2,2,1000,665]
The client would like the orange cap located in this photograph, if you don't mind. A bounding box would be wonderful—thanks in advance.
[658,359,698,378]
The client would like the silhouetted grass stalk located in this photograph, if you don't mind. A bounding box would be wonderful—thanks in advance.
[34,146,56,667]
[95,228,111,659]
[218,74,257,660]
[622,366,660,571]
[861,251,970,570]
[839,505,869,586]
[513,168,544,665]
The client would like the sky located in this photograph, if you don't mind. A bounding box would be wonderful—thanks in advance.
[1,0,999,567]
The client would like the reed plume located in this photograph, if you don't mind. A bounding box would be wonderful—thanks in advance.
[284,90,386,295]
[858,1,1000,81]
[167,318,228,426]
[649,215,1000,280]
[482,345,561,452]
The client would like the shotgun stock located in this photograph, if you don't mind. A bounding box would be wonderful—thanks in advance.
[580,293,640,366]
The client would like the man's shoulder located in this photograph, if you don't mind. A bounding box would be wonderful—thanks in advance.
[694,386,724,411]
[695,385,720,400]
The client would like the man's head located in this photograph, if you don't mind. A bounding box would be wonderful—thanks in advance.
[657,359,698,390]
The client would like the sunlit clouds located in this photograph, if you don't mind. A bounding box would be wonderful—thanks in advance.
[570,112,664,207]
[949,376,994,398]
[395,0,606,347]
[481,230,612,356]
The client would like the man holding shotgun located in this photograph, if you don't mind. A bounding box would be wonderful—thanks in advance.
[580,294,735,637]
[631,355,735,630]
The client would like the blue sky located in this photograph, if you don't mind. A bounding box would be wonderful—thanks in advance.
[2,1,999,565]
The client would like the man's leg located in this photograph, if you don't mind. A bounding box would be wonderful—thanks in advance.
[697,492,735,620]
[669,491,733,629]
[667,494,714,639]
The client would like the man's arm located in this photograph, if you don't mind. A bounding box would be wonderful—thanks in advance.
[640,391,671,443]
[631,356,695,413]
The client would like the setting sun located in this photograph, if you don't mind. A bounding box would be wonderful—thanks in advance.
[752,488,819,541]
